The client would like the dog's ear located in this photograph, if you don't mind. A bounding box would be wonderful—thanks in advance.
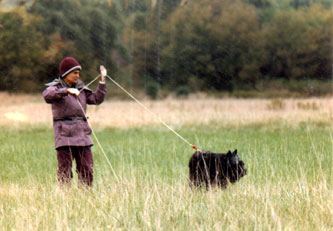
[227,150,231,155]
[233,149,238,155]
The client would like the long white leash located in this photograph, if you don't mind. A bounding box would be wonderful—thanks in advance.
[82,74,200,150]
[105,74,200,151]
[75,73,200,182]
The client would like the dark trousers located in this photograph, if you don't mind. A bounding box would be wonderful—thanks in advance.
[56,146,94,186]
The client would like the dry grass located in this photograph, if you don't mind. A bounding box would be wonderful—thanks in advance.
[1,178,331,230]
[1,92,332,230]
[0,92,332,128]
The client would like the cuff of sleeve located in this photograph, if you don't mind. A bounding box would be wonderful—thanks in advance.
[60,88,68,95]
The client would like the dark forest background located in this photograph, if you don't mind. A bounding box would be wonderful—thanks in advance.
[0,0,332,98]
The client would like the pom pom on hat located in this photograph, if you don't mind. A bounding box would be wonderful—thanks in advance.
[59,57,82,78]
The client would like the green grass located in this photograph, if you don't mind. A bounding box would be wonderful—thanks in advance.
[0,124,332,230]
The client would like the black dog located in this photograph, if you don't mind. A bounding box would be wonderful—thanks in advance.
[189,149,247,189]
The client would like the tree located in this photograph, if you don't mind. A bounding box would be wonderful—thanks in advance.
[0,8,44,92]
[161,0,264,91]
[121,0,182,89]
[28,0,123,82]
[261,5,333,80]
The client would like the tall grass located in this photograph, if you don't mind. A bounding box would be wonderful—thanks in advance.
[0,124,332,230]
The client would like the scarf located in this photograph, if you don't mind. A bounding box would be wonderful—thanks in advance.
[45,78,92,92]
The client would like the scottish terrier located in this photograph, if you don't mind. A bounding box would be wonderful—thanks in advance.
[189,149,247,189]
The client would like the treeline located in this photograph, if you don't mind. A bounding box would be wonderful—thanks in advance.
[0,0,332,96]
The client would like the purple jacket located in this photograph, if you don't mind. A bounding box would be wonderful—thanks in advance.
[43,79,106,149]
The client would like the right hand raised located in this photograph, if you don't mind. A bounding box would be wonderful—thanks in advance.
[100,65,107,83]
[67,88,80,96]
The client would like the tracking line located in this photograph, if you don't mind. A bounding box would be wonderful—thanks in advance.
[105,75,200,151]
[76,97,121,183]
[75,73,201,181]
[79,75,100,93]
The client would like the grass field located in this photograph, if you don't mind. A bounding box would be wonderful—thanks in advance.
[0,93,332,230]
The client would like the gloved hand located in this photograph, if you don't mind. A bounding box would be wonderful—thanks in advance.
[100,65,107,84]
[67,88,80,96]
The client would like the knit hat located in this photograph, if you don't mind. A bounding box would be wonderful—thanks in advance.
[59,57,82,78]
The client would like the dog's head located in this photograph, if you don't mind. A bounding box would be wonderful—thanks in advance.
[226,149,247,182]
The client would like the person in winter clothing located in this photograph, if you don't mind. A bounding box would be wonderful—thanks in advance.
[43,57,107,186]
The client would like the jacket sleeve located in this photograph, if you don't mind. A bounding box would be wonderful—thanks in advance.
[43,86,68,104]
[86,83,106,105]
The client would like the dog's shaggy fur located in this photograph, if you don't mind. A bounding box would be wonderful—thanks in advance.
[189,149,247,189]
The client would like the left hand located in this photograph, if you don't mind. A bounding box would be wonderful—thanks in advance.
[67,88,80,96]
[100,65,107,83]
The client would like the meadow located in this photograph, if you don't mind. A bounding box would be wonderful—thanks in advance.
[0,93,332,230]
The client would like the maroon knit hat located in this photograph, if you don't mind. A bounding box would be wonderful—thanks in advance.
[59,57,82,78]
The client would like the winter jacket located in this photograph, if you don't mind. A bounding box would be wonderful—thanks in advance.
[43,78,106,149]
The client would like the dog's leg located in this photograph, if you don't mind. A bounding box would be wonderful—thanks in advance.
[200,155,212,190]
